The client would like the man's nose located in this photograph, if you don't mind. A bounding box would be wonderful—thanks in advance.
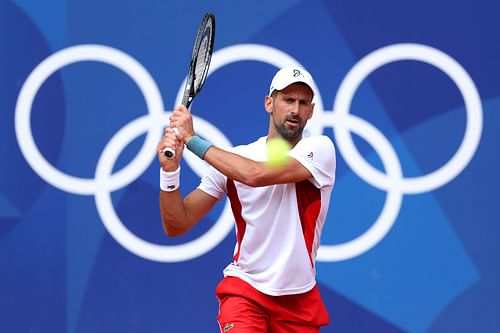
[289,101,300,114]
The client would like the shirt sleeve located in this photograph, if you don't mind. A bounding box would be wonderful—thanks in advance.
[288,135,336,188]
[197,165,227,200]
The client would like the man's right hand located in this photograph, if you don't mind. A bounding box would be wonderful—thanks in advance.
[157,126,184,171]
[169,104,195,145]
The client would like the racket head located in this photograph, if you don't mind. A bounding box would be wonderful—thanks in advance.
[165,13,215,159]
[182,12,216,108]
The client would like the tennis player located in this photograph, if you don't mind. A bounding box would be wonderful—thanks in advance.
[157,66,336,332]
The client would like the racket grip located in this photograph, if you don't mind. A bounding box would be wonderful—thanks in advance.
[162,128,180,159]
[163,147,175,159]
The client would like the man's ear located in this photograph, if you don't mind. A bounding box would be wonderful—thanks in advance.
[308,102,315,119]
[264,96,273,114]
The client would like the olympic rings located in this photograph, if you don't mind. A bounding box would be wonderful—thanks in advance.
[94,113,236,262]
[15,44,165,195]
[318,43,483,261]
[14,43,483,262]
[332,43,483,194]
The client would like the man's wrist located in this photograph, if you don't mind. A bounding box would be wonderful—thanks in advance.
[186,135,213,160]
[160,166,180,192]
[183,134,194,145]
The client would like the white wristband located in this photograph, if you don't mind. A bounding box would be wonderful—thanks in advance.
[160,166,180,192]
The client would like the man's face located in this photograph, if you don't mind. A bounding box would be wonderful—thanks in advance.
[266,83,315,142]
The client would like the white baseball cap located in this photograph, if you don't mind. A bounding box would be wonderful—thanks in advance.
[268,66,315,96]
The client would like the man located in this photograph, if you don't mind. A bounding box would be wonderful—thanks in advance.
[157,67,336,332]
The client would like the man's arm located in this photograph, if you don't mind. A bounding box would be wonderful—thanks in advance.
[157,127,218,237]
[169,105,313,187]
[159,188,217,237]
[203,146,312,187]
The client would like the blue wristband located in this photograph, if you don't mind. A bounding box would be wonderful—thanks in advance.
[186,135,213,159]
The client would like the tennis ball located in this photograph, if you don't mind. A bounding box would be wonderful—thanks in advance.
[266,137,291,167]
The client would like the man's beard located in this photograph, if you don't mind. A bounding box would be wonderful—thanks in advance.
[273,115,304,141]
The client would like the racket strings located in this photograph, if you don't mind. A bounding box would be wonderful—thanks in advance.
[193,22,213,90]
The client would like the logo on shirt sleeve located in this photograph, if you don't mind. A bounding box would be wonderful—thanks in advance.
[223,323,234,331]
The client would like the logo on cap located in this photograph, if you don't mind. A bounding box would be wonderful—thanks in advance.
[293,69,303,77]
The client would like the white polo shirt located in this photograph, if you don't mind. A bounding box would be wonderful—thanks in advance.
[198,135,336,296]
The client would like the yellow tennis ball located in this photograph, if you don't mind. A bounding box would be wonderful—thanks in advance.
[266,138,291,167]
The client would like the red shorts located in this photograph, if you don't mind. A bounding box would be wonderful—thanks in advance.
[216,277,329,333]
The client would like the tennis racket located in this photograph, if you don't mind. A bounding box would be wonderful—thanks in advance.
[163,12,216,159]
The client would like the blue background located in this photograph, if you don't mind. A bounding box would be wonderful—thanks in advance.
[1,0,499,332]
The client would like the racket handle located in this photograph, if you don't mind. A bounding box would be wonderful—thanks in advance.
[162,128,180,159]
[163,147,175,159]
[182,95,193,109]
